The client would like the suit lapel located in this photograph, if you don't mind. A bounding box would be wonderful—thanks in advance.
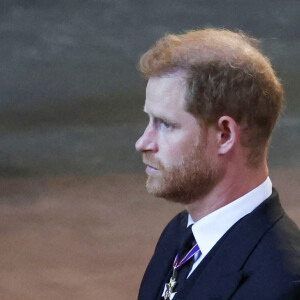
[175,189,284,299]
[138,211,189,300]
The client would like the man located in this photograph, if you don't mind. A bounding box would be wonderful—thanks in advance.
[135,29,300,300]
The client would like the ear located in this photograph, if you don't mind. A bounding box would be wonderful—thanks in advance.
[217,116,239,155]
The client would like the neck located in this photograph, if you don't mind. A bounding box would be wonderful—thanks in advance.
[185,160,269,222]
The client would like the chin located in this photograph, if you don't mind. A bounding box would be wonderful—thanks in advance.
[146,174,200,205]
[145,164,221,205]
[146,175,162,194]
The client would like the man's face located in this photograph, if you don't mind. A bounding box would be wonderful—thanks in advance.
[135,73,220,204]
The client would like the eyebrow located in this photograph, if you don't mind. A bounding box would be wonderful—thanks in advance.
[143,106,177,126]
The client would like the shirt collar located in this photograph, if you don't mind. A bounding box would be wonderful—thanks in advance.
[187,177,272,260]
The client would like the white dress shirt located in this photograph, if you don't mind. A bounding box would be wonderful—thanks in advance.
[187,176,272,276]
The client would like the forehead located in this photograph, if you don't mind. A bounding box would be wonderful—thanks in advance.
[144,72,188,115]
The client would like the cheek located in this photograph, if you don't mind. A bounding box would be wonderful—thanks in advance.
[160,139,198,168]
[165,149,184,167]
[156,129,202,167]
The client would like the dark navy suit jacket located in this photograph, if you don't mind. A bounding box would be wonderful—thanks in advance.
[138,189,300,299]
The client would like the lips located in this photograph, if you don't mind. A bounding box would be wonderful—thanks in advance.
[143,160,159,170]
[143,155,162,173]
[145,163,157,169]
[143,159,160,174]
[146,165,159,175]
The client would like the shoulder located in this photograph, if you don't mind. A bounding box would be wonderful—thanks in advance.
[245,198,300,270]
[235,212,300,298]
[225,188,300,298]
[248,212,300,273]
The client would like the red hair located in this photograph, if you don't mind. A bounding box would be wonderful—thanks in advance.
[139,29,284,166]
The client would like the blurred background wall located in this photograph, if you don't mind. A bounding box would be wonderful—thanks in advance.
[0,0,299,177]
[0,2,299,299]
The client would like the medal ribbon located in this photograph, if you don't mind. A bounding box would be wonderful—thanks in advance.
[173,243,200,271]
[164,243,201,299]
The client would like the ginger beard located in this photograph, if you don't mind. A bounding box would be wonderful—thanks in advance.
[143,140,221,204]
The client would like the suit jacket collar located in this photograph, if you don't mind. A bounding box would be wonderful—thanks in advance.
[176,188,284,299]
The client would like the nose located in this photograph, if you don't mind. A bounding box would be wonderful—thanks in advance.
[135,125,158,153]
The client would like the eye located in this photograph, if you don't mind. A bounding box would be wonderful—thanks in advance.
[155,118,172,130]
[161,121,171,129]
